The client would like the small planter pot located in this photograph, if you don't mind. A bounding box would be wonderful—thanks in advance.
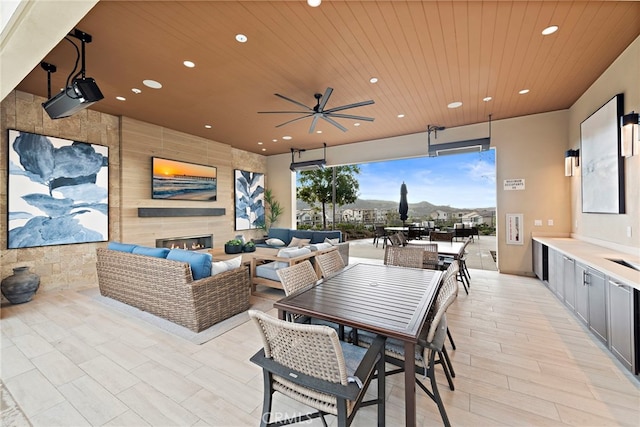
[1,266,40,304]
[224,244,243,254]
[243,245,256,253]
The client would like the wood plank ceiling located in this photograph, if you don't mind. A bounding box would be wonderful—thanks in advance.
[15,1,640,155]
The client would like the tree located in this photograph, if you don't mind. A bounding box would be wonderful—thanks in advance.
[297,165,360,229]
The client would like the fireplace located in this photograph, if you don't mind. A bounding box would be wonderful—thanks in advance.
[156,234,213,251]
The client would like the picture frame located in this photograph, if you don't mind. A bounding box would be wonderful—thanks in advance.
[7,130,109,249]
[580,93,625,214]
[505,213,523,245]
[234,169,265,230]
[152,157,217,201]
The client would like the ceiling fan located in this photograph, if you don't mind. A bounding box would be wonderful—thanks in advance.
[258,87,374,133]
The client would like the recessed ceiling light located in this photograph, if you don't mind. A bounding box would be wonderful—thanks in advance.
[204,124,212,129]
[183,60,195,68]
[447,101,463,109]
[258,141,263,145]
[282,136,292,140]
[131,88,142,94]
[397,114,405,118]
[116,96,126,101]
[519,89,530,94]
[272,139,278,142]
[369,77,378,84]
[354,123,360,127]
[307,0,321,7]
[235,34,247,43]
[261,148,266,152]
[483,96,492,102]
[542,25,558,35]
[143,79,162,89]
[316,130,322,134]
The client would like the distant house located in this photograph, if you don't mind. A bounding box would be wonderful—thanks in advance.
[431,210,448,221]
[297,209,324,226]
[461,211,483,225]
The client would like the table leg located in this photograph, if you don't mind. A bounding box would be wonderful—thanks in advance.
[404,341,416,426]
[277,309,286,321]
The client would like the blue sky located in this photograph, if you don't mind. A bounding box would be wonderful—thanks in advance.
[356,149,496,208]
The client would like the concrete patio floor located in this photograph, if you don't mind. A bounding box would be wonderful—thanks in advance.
[348,234,498,271]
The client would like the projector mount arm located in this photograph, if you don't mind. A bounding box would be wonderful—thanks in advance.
[40,62,57,99]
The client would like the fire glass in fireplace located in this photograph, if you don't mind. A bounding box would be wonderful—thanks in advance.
[156,234,213,251]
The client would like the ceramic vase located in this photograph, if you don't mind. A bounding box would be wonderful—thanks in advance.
[1,266,40,304]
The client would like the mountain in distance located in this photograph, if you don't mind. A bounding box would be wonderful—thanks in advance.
[297,198,495,218]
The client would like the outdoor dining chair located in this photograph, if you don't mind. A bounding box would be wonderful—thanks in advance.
[315,250,346,278]
[383,245,424,269]
[248,310,387,427]
[441,236,472,294]
[372,225,389,248]
[276,260,346,338]
[429,230,454,242]
[354,271,459,427]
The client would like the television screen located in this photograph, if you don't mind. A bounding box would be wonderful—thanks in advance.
[152,157,217,201]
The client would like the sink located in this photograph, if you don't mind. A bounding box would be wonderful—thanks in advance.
[607,258,640,272]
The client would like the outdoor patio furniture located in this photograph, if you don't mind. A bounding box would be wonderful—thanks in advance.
[248,310,387,427]
[430,230,454,242]
[384,245,424,269]
[315,250,346,278]
[354,270,460,427]
[372,225,389,248]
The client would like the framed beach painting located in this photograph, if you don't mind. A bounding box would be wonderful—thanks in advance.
[234,169,265,230]
[7,130,109,249]
[152,157,217,201]
[580,94,624,214]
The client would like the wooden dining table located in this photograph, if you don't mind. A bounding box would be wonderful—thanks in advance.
[273,263,443,427]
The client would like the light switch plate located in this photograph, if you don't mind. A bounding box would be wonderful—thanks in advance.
[547,219,554,226]
[534,220,542,226]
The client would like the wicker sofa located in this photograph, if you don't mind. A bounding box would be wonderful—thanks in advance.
[96,248,250,332]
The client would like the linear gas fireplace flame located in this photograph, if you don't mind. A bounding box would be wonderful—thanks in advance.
[156,234,213,251]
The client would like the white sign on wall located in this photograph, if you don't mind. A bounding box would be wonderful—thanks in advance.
[504,179,525,191]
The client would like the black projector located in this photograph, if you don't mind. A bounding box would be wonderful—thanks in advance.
[42,78,104,119]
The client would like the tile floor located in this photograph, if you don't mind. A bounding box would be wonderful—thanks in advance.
[1,268,639,426]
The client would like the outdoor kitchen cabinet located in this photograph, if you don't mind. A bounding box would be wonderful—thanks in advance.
[608,278,636,373]
[563,255,576,311]
[576,262,608,345]
[548,248,561,298]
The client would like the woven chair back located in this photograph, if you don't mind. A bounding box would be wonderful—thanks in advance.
[276,260,319,296]
[419,243,440,270]
[384,245,424,269]
[426,273,458,343]
[430,231,454,242]
[316,250,346,278]
[249,310,349,385]
[442,259,459,284]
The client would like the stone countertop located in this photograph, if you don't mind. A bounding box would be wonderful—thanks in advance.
[533,237,640,290]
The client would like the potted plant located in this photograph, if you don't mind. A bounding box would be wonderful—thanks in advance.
[259,188,283,232]
[224,239,243,254]
[243,241,256,253]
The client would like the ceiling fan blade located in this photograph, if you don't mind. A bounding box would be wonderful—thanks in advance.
[325,113,375,121]
[324,99,375,113]
[309,115,321,133]
[275,114,313,128]
[317,87,333,112]
[258,111,310,114]
[274,93,313,111]
[321,115,348,132]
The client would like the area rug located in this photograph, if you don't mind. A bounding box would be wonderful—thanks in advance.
[79,288,273,345]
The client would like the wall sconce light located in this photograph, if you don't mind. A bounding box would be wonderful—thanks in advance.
[565,149,579,177]
[620,111,639,157]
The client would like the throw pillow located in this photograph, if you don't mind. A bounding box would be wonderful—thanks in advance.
[310,242,332,251]
[265,238,285,247]
[288,237,311,248]
[275,247,311,268]
[224,255,242,270]
[167,249,212,280]
[211,260,229,276]
[324,237,340,245]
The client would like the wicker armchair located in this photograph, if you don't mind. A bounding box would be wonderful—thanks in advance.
[355,271,460,427]
[407,242,441,270]
[96,248,250,332]
[315,250,346,278]
[248,310,386,427]
[383,245,424,268]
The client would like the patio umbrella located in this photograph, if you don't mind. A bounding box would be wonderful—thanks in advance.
[399,182,409,226]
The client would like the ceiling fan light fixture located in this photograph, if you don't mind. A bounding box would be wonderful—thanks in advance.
[542,25,558,35]
[307,0,321,7]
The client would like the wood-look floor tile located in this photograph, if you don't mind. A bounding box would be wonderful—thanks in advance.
[10,334,55,360]
[29,401,90,427]
[4,369,65,417]
[117,382,200,426]
[31,350,85,386]
[57,375,128,425]
[1,345,36,380]
[102,409,151,426]
[78,355,140,394]
[469,395,566,426]
[130,360,202,403]
[96,340,150,371]
[555,402,640,427]
[182,388,260,426]
[186,365,263,413]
